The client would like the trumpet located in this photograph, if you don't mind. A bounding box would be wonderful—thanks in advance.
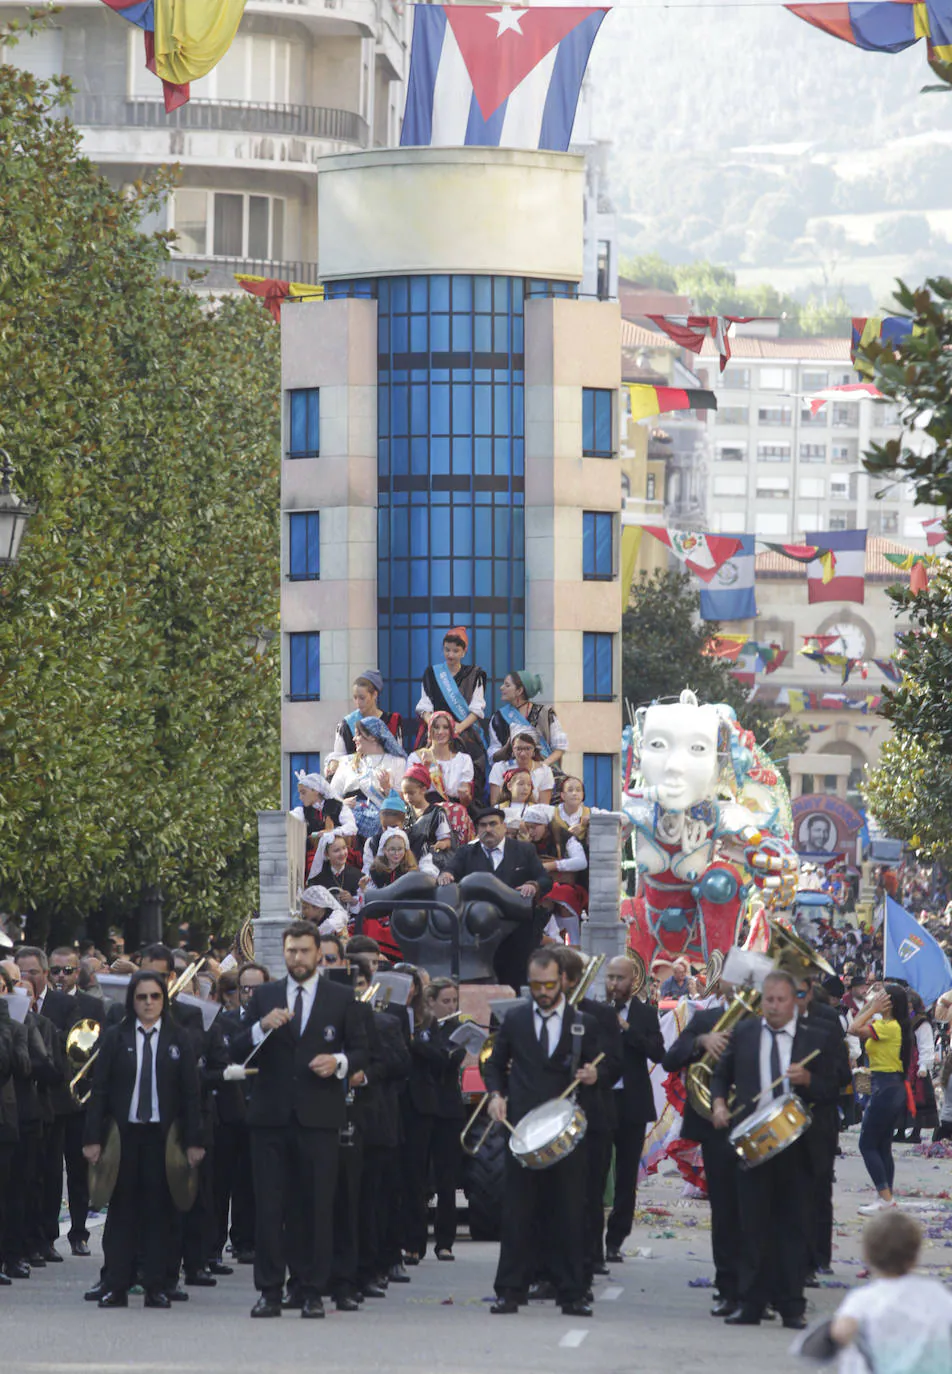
[66,1018,102,1107]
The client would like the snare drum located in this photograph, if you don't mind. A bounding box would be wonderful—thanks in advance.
[728,1092,812,1169]
[509,1099,588,1170]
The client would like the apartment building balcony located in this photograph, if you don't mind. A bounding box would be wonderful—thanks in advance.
[59,0,379,38]
[69,94,369,145]
[158,255,320,291]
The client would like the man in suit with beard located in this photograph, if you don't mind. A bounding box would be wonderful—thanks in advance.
[482,947,602,1318]
[228,922,369,1319]
[437,808,551,989]
[711,969,839,1331]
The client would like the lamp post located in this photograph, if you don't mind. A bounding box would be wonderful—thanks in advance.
[0,452,38,571]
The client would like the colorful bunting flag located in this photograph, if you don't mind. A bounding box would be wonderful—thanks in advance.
[851,316,914,376]
[699,535,757,622]
[883,549,934,592]
[763,542,837,582]
[703,634,750,662]
[763,649,788,674]
[786,2,952,87]
[874,658,902,684]
[807,383,884,416]
[922,517,947,547]
[100,0,247,110]
[641,527,743,584]
[807,724,831,733]
[236,276,325,322]
[620,525,643,610]
[626,384,717,422]
[644,315,769,372]
[804,529,867,604]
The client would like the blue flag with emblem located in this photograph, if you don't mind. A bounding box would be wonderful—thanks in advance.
[699,534,757,622]
[883,895,952,1007]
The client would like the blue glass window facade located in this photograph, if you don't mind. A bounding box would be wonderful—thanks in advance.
[582,511,614,581]
[583,387,614,457]
[584,753,614,810]
[289,752,321,808]
[288,512,320,580]
[583,631,614,702]
[288,632,320,701]
[288,388,320,457]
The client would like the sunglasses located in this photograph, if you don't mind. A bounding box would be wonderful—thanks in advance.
[529,979,560,993]
[50,966,77,976]
[134,992,163,1003]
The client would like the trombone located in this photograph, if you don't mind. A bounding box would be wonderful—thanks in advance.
[459,1033,498,1157]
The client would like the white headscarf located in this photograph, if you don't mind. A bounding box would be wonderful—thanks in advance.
[296,770,328,798]
[377,827,410,855]
[300,885,346,917]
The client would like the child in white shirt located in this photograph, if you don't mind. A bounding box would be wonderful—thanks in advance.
[831,1210,952,1374]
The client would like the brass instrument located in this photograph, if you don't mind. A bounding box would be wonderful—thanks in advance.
[167,957,207,1001]
[66,1019,102,1107]
[360,982,380,1004]
[568,952,605,1007]
[459,1033,498,1157]
[237,919,255,963]
[629,950,647,1001]
[685,920,834,1120]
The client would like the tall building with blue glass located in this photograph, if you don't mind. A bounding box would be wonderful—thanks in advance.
[281,148,622,809]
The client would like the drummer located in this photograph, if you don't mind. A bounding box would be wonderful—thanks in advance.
[709,969,839,1331]
[483,947,602,1318]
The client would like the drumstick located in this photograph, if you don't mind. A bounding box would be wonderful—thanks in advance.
[726,1048,821,1120]
[555,1051,606,1102]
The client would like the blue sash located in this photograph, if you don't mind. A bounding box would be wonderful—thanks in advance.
[433,661,471,723]
[498,702,551,758]
[344,707,361,734]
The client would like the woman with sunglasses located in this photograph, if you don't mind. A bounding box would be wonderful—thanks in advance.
[83,969,203,1309]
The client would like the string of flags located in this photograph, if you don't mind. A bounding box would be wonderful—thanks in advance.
[851,317,915,377]
[775,688,884,715]
[236,276,325,322]
[99,0,246,111]
[786,1,952,92]
[704,632,903,691]
[642,316,772,372]
[626,384,717,422]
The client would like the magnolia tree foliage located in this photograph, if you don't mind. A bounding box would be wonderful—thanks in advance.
[0,37,281,935]
[859,279,952,858]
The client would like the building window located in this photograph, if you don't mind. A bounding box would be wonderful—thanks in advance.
[717,442,747,462]
[757,406,792,426]
[829,512,856,531]
[799,477,826,500]
[757,442,791,462]
[583,388,614,457]
[582,512,614,581]
[289,752,321,808]
[288,632,320,701]
[831,442,856,464]
[583,632,614,701]
[170,189,285,260]
[800,406,827,428]
[583,753,614,810]
[596,241,611,301]
[758,367,792,391]
[645,473,656,501]
[722,366,750,389]
[832,403,859,428]
[133,32,296,104]
[288,389,320,458]
[288,512,320,580]
[754,512,790,536]
[717,406,749,425]
[871,510,899,535]
[830,476,850,499]
[713,475,746,497]
[801,370,828,391]
[756,477,790,500]
[800,443,827,463]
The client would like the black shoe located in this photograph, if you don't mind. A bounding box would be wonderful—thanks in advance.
[4,1261,30,1279]
[0,1272,10,1287]
[144,1290,172,1310]
[388,1264,411,1283]
[725,1309,761,1326]
[362,1284,387,1298]
[185,1269,217,1287]
[42,1246,64,1264]
[98,1290,129,1309]
[561,1301,593,1318]
[711,1300,739,1318]
[435,1249,454,1262]
[26,1254,46,1268]
[606,1247,624,1263]
[592,1262,610,1277]
[166,1287,189,1302]
[402,1253,420,1267]
[335,1296,360,1312]
[84,1282,104,1302]
[251,1296,282,1318]
[490,1299,519,1315]
[783,1316,808,1331]
[804,1272,820,1288]
[816,1265,833,1276]
[235,1250,255,1265]
[70,1240,91,1258]
[301,1297,325,1318]
[207,1260,233,1276]
[528,1281,557,1302]
[281,1292,303,1310]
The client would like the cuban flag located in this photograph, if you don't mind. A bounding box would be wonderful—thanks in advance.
[401,5,609,152]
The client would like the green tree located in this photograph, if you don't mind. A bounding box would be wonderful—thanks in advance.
[0,31,281,941]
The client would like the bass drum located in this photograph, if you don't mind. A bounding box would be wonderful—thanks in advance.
[728,1092,812,1169]
[509,1099,588,1171]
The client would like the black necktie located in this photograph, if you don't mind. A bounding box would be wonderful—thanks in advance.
[137,1028,155,1123]
[483,846,497,866]
[769,1028,784,1099]
[292,985,304,1038]
[537,1011,553,1053]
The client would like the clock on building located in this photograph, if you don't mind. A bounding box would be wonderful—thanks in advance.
[823,621,868,659]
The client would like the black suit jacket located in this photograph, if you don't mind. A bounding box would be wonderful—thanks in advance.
[710,1015,840,1148]
[230,975,369,1131]
[612,996,664,1125]
[483,1000,599,1125]
[662,1006,726,1143]
[84,1017,203,1149]
[41,988,104,1115]
[577,997,623,1132]
[445,837,552,896]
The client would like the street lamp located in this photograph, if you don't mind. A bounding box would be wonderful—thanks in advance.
[0,452,38,571]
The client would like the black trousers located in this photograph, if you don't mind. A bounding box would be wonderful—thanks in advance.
[807,1114,838,1272]
[213,1120,255,1256]
[330,1133,363,1296]
[250,1121,339,1300]
[495,1140,587,1304]
[736,1144,808,1319]
[701,1132,740,1302]
[0,1142,13,1259]
[583,1129,613,1277]
[102,1124,176,1293]
[605,1120,648,1250]
[4,1125,42,1263]
[405,1113,460,1256]
[357,1145,389,1285]
[43,1112,91,1245]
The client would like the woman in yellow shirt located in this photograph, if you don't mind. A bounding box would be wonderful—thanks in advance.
[849,984,912,1214]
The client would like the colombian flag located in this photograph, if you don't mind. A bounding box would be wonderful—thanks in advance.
[851,315,914,375]
[626,384,717,423]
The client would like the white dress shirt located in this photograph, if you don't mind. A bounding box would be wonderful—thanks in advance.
[251,973,348,1078]
[758,1014,798,1110]
[534,995,566,1057]
[481,841,505,871]
[129,1016,162,1124]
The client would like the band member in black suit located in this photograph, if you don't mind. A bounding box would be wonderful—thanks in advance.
[553,948,623,1284]
[40,952,104,1259]
[83,970,204,1309]
[483,947,602,1317]
[710,969,839,1331]
[662,986,741,1315]
[213,963,269,1267]
[228,921,369,1320]
[796,976,852,1280]
[437,808,552,989]
[602,955,664,1264]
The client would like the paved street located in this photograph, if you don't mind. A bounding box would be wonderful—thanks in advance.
[5,1130,952,1374]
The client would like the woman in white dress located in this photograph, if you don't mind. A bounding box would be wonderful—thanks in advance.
[330,716,407,837]
[407,711,474,808]
[487,731,554,806]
